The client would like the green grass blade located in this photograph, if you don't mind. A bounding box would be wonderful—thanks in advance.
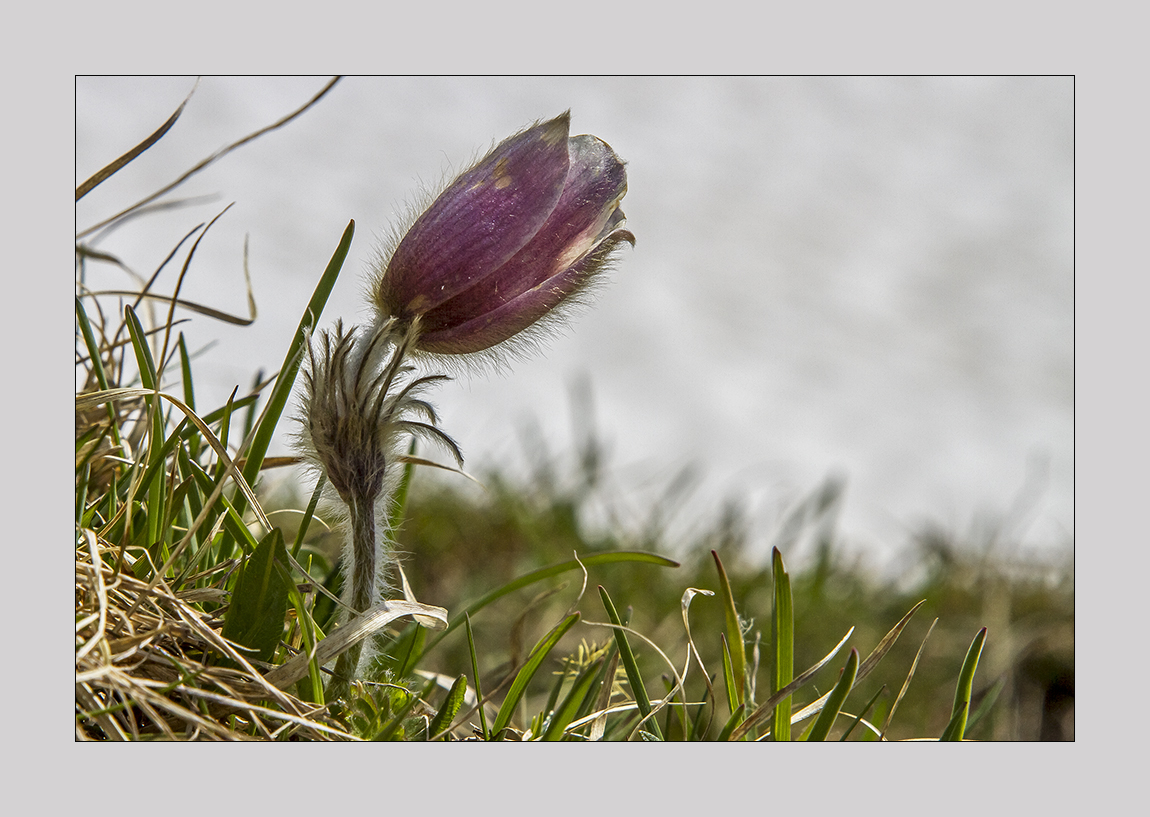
[839,684,886,741]
[120,416,192,507]
[464,614,488,740]
[539,667,567,733]
[176,334,201,461]
[187,464,261,556]
[573,654,614,728]
[240,369,263,443]
[172,450,209,581]
[689,681,712,741]
[771,547,794,741]
[291,475,325,559]
[284,578,325,705]
[221,528,291,664]
[720,634,740,717]
[490,613,581,739]
[730,626,854,741]
[882,617,937,738]
[241,219,353,487]
[389,439,418,533]
[123,305,159,392]
[214,392,236,486]
[75,298,110,388]
[785,601,925,735]
[584,648,621,741]
[939,703,969,743]
[176,333,196,409]
[940,627,987,741]
[429,674,468,740]
[717,703,746,742]
[712,550,747,705]
[662,675,686,741]
[542,657,604,741]
[124,305,167,551]
[76,298,123,449]
[805,647,859,741]
[966,676,1004,737]
[395,621,428,679]
[214,221,355,557]
[76,462,90,524]
[599,586,663,741]
[179,393,259,437]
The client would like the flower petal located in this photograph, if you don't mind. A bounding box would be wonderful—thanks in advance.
[415,227,635,355]
[379,113,572,318]
[419,134,629,336]
[481,134,629,297]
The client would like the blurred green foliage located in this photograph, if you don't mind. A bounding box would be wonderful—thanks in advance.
[297,434,1072,740]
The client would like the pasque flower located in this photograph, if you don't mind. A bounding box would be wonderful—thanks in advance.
[372,111,634,355]
[297,111,633,696]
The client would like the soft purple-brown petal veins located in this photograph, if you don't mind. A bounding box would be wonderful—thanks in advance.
[416,227,635,355]
[380,113,572,317]
[419,134,629,334]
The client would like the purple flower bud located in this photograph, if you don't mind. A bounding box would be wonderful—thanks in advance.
[374,112,634,355]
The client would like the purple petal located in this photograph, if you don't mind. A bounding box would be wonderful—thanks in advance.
[419,134,629,334]
[481,134,629,297]
[415,227,635,355]
[379,113,572,317]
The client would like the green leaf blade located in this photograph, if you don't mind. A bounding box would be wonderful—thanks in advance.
[599,585,663,741]
[805,647,859,742]
[542,658,605,741]
[429,675,468,740]
[221,528,291,664]
[771,547,794,741]
[490,613,581,739]
[712,550,747,706]
[940,627,988,741]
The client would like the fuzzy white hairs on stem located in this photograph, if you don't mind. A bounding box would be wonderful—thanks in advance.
[296,319,461,690]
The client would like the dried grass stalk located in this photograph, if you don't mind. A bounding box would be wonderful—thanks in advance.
[76,530,356,741]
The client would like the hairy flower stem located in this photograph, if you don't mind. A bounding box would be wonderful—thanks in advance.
[330,494,380,694]
[298,320,462,701]
[348,495,380,619]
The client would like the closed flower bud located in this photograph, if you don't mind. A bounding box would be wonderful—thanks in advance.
[373,111,635,356]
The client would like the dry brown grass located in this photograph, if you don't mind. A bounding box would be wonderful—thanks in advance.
[75,529,356,741]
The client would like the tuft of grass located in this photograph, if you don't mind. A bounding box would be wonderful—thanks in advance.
[76,79,373,740]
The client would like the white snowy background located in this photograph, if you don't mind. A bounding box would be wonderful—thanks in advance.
[76,76,1073,568]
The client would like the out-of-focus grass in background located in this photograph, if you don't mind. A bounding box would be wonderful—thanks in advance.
[273,432,1072,740]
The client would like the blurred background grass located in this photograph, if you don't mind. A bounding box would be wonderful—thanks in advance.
[271,410,1073,741]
